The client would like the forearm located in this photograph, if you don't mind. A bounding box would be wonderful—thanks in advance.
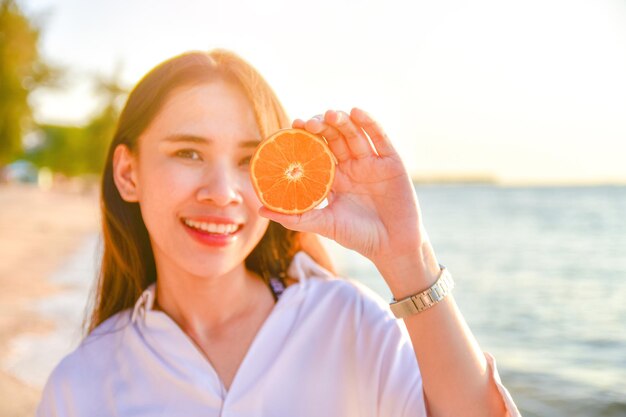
[376,240,508,417]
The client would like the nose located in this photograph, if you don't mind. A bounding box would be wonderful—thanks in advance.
[196,160,244,207]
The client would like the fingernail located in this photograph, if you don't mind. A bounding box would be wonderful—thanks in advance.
[305,118,322,133]
[352,108,365,120]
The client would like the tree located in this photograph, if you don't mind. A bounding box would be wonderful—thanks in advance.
[27,124,86,175]
[23,69,128,176]
[82,67,128,174]
[0,0,54,166]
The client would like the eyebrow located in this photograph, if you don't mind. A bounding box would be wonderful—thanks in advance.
[163,134,260,148]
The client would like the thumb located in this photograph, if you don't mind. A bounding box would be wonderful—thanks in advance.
[258,205,331,236]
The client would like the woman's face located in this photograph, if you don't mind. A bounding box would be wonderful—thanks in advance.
[119,80,269,279]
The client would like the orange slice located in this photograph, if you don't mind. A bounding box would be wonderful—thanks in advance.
[250,128,336,214]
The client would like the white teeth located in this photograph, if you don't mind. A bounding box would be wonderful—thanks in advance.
[184,219,240,234]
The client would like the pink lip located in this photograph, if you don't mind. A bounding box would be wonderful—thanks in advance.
[181,217,245,247]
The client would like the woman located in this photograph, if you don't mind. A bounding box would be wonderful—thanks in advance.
[37,50,520,416]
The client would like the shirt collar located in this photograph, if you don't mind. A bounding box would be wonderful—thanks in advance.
[131,283,156,323]
[130,250,333,323]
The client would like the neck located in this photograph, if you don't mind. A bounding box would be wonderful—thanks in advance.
[153,261,269,334]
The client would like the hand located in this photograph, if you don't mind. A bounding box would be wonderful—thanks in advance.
[258,108,429,268]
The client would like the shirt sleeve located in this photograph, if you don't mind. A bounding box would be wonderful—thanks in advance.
[352,280,521,417]
[352,281,428,417]
[484,351,522,417]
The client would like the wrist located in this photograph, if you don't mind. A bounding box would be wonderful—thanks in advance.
[375,240,442,300]
[389,264,454,319]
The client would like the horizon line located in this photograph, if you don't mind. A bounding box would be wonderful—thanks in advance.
[410,173,626,187]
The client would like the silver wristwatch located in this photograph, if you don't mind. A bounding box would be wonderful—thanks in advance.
[389,264,455,319]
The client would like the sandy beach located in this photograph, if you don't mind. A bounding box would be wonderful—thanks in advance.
[0,183,100,417]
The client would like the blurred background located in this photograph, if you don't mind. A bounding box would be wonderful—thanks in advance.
[1,0,624,415]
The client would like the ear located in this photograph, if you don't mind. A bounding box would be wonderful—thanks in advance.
[113,144,139,203]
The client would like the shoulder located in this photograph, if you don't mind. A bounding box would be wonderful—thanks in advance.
[39,310,132,395]
[290,251,387,308]
[312,275,386,306]
[37,310,134,415]
[78,308,133,358]
[304,273,400,332]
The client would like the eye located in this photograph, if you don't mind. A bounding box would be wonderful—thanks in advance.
[175,149,202,161]
[239,155,252,166]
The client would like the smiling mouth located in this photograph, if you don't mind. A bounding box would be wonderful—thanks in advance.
[181,218,244,235]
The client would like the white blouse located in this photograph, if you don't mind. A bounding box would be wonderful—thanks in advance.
[36,251,520,417]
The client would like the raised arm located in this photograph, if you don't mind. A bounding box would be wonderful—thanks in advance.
[259,108,515,417]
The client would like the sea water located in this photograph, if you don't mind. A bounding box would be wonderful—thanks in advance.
[326,184,626,417]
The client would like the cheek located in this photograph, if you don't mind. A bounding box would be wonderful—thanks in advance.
[243,179,263,210]
[135,160,196,227]
[242,177,270,231]
[138,154,200,196]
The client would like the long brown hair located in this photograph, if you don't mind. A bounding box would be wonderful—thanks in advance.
[87,50,336,333]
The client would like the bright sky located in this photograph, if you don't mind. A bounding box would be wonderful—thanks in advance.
[19,0,626,185]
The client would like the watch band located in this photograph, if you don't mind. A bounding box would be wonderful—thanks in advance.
[389,264,454,319]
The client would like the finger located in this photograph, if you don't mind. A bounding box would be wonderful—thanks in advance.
[349,108,397,157]
[303,116,352,163]
[325,110,376,159]
[294,116,346,161]
[258,204,331,237]
[302,114,325,134]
